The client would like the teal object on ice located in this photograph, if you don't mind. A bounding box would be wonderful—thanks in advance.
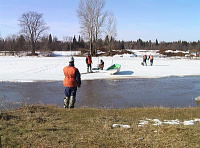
[106,64,121,75]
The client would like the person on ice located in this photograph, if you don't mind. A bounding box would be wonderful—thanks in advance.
[63,56,81,108]
[142,54,147,66]
[86,53,92,73]
[99,59,104,70]
[149,54,154,66]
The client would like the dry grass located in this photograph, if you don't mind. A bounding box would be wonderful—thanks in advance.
[1,105,200,147]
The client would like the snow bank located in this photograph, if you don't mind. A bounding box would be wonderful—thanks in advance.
[127,49,160,57]
[50,51,81,57]
[165,50,189,54]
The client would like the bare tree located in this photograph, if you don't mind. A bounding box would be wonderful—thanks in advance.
[77,0,107,55]
[93,0,107,54]
[106,11,117,55]
[18,11,49,55]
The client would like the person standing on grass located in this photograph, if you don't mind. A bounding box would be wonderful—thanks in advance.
[86,53,92,73]
[63,56,81,108]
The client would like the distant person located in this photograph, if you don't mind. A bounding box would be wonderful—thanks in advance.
[149,54,154,66]
[86,53,92,73]
[99,59,104,70]
[142,54,147,66]
[63,56,81,108]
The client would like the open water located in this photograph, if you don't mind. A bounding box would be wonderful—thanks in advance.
[0,76,200,109]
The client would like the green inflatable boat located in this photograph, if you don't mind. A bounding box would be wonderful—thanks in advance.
[106,64,121,75]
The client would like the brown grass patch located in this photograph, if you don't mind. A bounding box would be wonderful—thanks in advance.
[0,105,200,147]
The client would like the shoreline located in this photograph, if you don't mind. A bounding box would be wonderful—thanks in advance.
[1,74,200,83]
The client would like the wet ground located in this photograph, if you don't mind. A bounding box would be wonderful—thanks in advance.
[0,76,200,109]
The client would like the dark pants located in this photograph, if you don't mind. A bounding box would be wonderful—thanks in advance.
[87,64,92,72]
[65,87,77,97]
[64,87,77,108]
[150,59,153,66]
[143,59,147,66]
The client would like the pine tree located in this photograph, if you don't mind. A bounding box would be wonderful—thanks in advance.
[105,35,109,45]
[121,40,125,50]
[48,34,52,44]
[137,38,143,47]
[17,35,25,51]
[48,34,53,51]
[72,35,77,50]
[77,35,81,48]
[80,38,85,48]
[156,39,159,46]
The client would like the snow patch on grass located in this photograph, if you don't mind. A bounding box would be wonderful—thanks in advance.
[138,118,200,127]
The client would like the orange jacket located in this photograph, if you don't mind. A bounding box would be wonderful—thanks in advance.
[63,66,78,87]
[150,55,153,60]
[86,56,92,64]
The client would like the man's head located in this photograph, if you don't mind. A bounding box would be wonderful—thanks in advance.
[69,56,74,63]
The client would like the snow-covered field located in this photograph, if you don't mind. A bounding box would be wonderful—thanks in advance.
[0,51,200,82]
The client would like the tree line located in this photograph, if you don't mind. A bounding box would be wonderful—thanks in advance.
[0,34,86,52]
[122,39,200,53]
[0,34,199,54]
[0,0,199,55]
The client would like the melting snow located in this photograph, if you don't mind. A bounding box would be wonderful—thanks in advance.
[112,124,131,128]
[138,118,200,127]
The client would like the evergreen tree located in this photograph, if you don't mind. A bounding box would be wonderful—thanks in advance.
[105,35,109,45]
[149,40,152,49]
[77,35,81,48]
[48,34,53,44]
[80,38,85,48]
[17,35,25,51]
[72,35,77,50]
[48,34,53,51]
[156,39,159,46]
[0,38,4,51]
[137,38,143,47]
[121,40,125,50]
[77,35,85,49]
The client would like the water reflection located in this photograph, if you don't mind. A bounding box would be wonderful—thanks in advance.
[0,76,200,109]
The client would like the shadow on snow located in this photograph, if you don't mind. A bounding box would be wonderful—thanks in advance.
[115,71,134,75]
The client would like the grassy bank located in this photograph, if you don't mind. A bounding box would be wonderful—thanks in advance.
[1,105,200,147]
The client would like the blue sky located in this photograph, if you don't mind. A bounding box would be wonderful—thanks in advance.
[0,0,199,42]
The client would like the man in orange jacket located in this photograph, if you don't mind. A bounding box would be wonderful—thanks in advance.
[63,56,81,108]
[86,54,92,73]
[149,54,154,66]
